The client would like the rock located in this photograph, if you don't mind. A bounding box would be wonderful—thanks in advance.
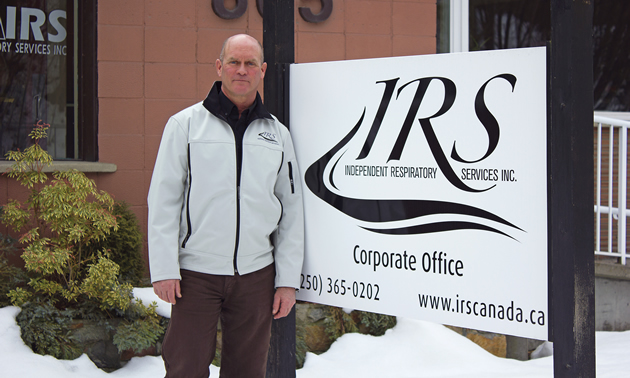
[296,303,335,353]
[467,332,506,358]
[69,320,122,371]
[85,340,121,371]
[445,326,506,357]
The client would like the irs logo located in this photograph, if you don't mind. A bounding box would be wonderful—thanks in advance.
[258,132,279,144]
[304,76,524,240]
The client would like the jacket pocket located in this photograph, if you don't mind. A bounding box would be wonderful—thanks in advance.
[288,161,295,194]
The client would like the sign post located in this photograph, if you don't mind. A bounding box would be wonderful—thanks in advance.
[549,1,595,376]
[263,1,295,377]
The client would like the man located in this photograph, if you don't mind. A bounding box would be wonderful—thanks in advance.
[147,34,304,378]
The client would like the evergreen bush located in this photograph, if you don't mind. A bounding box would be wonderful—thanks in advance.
[16,299,82,360]
[1,121,163,363]
[85,201,146,286]
[0,233,27,307]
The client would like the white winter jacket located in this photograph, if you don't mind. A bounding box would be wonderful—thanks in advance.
[147,82,304,288]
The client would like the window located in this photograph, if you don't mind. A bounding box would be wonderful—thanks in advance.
[437,0,630,112]
[468,0,549,51]
[0,0,96,161]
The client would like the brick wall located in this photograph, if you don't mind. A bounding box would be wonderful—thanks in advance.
[0,0,437,268]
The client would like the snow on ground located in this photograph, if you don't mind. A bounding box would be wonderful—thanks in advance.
[0,289,627,378]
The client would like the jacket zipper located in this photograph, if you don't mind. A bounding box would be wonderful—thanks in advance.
[182,144,193,248]
[233,184,241,274]
[232,125,244,274]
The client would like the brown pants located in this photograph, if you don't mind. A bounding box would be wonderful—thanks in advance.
[162,264,275,378]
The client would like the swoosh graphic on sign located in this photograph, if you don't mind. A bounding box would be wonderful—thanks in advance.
[304,108,523,239]
[362,221,514,239]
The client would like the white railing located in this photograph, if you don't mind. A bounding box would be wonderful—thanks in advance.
[594,114,630,265]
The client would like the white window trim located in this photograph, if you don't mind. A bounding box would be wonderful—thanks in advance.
[449,0,469,52]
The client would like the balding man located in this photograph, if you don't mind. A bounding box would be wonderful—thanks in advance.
[148,34,304,378]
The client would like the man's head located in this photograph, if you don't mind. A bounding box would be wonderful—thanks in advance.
[216,34,266,110]
[219,35,264,65]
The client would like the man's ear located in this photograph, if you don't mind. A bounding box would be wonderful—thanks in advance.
[260,62,267,79]
[216,59,223,77]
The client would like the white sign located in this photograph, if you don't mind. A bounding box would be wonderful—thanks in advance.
[290,47,548,340]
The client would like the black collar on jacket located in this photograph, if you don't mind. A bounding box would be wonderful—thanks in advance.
[203,81,273,125]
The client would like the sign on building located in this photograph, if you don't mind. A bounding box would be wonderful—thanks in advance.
[290,47,548,340]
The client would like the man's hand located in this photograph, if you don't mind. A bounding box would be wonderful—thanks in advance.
[153,279,181,304]
[272,287,296,319]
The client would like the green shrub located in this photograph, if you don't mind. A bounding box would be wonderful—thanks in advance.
[112,299,164,353]
[16,299,82,360]
[86,201,146,286]
[0,233,27,307]
[1,121,163,362]
[3,121,121,308]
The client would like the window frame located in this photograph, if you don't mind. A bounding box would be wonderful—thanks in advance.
[0,1,98,162]
[77,0,97,162]
[449,0,470,53]
[446,0,630,116]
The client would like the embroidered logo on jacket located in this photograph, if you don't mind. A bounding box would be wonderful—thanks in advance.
[258,132,279,145]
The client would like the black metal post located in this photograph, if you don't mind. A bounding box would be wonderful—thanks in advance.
[263,1,295,377]
[78,0,98,161]
[263,0,294,124]
[549,1,595,377]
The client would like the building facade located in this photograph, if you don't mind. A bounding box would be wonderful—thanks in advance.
[0,0,437,265]
[1,0,628,269]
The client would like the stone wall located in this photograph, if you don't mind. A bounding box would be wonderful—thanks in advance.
[595,260,630,331]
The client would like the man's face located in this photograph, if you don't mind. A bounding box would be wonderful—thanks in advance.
[216,36,267,104]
